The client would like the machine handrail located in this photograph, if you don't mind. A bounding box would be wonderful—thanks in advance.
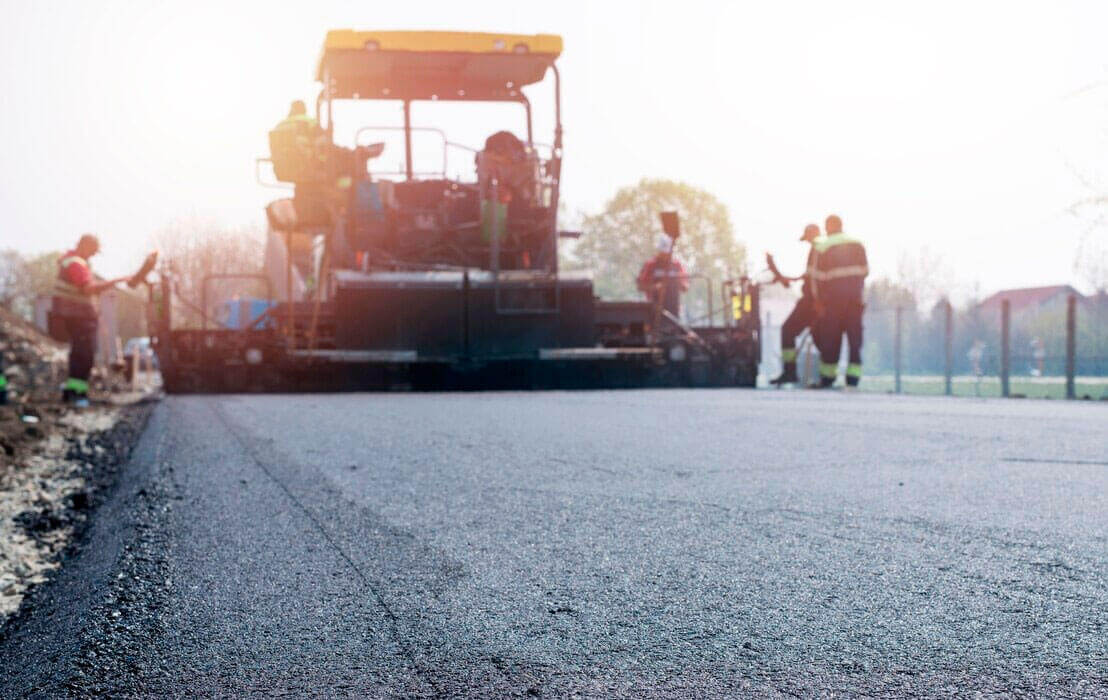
[684,274,715,329]
[355,125,449,178]
[255,157,294,190]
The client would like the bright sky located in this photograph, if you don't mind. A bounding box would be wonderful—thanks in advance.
[2,0,1107,297]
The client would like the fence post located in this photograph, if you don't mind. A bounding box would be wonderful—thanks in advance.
[894,306,902,394]
[1066,294,1076,400]
[1000,299,1010,398]
[944,300,953,396]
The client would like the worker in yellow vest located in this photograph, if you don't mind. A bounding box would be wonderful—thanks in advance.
[809,215,869,388]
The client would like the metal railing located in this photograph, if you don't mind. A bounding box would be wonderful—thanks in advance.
[762,293,1108,400]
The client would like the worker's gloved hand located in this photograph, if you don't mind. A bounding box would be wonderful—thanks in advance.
[128,251,159,288]
[765,252,790,288]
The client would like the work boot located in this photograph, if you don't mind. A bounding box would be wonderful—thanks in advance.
[846,364,862,389]
[769,362,798,386]
[62,388,90,406]
[809,375,835,389]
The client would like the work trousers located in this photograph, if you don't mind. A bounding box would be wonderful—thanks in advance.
[65,315,98,390]
[780,295,815,362]
[815,292,864,385]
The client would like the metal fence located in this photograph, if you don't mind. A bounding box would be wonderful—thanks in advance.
[762,294,1108,400]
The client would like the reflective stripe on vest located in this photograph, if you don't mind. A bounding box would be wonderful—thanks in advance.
[809,233,868,284]
[64,377,89,394]
[54,255,93,303]
[811,264,870,281]
[813,232,863,254]
[275,114,319,130]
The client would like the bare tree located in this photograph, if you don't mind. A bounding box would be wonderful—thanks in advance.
[151,217,266,328]
[895,246,955,312]
[1068,196,1108,292]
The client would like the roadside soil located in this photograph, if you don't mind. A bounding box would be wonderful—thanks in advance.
[1,305,154,623]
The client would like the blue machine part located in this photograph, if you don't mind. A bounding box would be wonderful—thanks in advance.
[351,180,388,246]
[216,298,276,329]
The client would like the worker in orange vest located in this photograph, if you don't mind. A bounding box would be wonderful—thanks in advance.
[52,234,129,406]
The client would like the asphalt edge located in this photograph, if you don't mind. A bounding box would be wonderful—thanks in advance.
[0,400,162,696]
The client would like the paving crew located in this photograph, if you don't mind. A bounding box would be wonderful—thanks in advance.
[637,234,689,317]
[52,234,126,407]
[810,215,868,388]
[769,223,822,386]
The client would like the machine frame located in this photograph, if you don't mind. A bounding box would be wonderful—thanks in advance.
[154,31,761,393]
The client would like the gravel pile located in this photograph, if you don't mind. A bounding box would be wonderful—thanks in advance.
[0,304,66,407]
[0,409,117,617]
[1,305,153,623]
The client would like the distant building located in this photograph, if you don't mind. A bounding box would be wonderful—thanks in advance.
[978,285,1084,316]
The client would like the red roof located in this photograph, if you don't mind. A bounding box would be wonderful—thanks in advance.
[978,285,1083,313]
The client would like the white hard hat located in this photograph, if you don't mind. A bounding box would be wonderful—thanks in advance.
[656,235,673,253]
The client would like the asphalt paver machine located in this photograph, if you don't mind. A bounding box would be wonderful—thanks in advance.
[155,30,761,392]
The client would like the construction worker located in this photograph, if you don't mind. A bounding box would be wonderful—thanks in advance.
[270,100,327,183]
[810,215,868,388]
[275,99,320,132]
[637,235,689,317]
[769,223,822,386]
[52,234,125,407]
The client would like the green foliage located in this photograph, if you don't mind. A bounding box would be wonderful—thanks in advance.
[571,179,745,321]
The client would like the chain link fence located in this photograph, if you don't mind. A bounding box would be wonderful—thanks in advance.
[761,294,1108,400]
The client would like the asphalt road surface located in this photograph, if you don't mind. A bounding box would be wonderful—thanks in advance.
[3,390,1107,696]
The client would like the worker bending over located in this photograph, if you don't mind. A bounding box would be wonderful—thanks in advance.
[810,215,868,388]
[770,223,822,386]
[637,235,689,317]
[52,235,125,407]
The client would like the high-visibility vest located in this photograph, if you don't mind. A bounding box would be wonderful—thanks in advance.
[273,114,321,149]
[275,113,319,130]
[808,233,868,298]
[53,254,94,308]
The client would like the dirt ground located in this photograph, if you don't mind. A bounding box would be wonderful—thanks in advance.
[0,305,152,621]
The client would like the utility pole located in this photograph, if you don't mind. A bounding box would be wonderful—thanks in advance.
[1000,300,1010,398]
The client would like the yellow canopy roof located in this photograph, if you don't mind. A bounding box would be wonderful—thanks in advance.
[316,30,563,101]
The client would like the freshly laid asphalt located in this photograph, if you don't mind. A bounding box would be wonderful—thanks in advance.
[3,390,1107,696]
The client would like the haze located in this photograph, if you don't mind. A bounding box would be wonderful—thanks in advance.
[2,0,1106,296]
